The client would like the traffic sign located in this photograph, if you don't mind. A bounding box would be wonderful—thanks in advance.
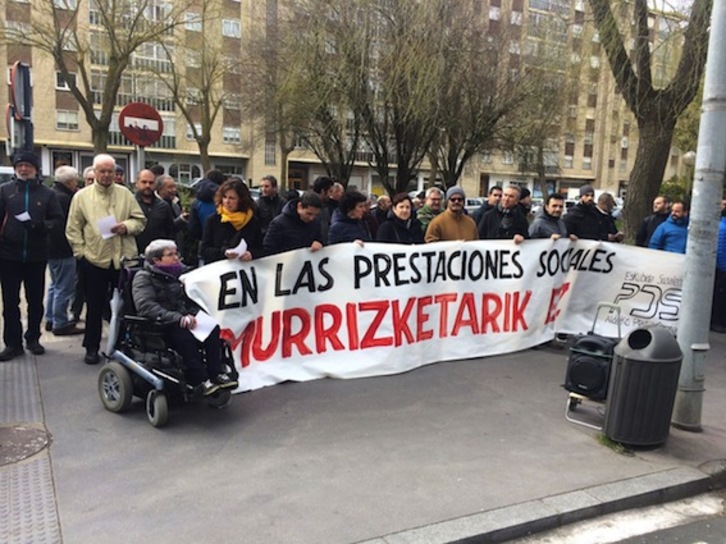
[119,102,163,147]
[9,61,32,120]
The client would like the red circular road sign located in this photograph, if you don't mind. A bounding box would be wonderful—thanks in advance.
[119,102,163,147]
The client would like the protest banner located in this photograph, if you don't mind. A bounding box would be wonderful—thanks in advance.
[182,239,684,392]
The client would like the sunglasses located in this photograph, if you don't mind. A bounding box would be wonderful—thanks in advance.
[449,197,464,203]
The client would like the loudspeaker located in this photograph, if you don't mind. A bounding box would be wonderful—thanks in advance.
[564,334,618,402]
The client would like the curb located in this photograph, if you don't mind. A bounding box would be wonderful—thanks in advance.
[358,465,724,544]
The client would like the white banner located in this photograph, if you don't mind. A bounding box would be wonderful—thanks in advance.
[182,239,685,392]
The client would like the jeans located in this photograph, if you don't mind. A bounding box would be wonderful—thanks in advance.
[45,257,77,329]
[80,259,118,353]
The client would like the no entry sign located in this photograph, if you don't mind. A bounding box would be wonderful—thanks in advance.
[119,102,163,147]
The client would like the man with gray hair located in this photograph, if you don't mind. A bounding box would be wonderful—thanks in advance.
[46,166,84,336]
[417,187,444,233]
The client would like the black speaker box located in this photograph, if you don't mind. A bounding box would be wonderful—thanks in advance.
[564,334,618,402]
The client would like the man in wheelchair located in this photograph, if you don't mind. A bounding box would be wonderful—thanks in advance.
[131,239,238,396]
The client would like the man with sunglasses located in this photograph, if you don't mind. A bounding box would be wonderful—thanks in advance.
[424,186,478,243]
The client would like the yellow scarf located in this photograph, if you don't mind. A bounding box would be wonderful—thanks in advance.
[218,205,253,231]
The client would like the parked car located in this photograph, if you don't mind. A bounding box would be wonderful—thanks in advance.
[464,197,484,215]
[0,165,14,185]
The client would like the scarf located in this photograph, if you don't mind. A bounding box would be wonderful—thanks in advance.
[156,262,184,278]
[218,205,253,231]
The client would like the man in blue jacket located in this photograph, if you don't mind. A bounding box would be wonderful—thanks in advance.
[0,152,64,360]
[649,201,688,254]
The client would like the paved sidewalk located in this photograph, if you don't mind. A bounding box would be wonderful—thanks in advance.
[2,328,726,544]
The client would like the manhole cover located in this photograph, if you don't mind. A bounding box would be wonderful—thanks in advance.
[0,424,50,466]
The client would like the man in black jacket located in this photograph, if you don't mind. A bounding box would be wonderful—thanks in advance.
[134,169,176,254]
[45,166,84,336]
[0,152,64,360]
[256,174,284,236]
[635,195,669,247]
[263,191,324,255]
[477,185,529,243]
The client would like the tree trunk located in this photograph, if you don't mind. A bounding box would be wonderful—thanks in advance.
[199,141,211,173]
[91,127,109,153]
[622,115,676,238]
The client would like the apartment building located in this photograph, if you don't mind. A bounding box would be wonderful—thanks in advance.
[1,0,689,197]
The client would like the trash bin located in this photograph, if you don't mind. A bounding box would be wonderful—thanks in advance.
[603,327,682,446]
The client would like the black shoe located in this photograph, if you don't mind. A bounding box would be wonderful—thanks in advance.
[200,379,220,396]
[0,346,24,361]
[84,350,100,365]
[53,324,85,336]
[45,321,53,331]
[26,341,45,355]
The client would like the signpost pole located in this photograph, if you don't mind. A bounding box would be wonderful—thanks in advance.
[137,146,145,174]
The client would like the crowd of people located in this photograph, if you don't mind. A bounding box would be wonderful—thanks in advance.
[0,149,724,389]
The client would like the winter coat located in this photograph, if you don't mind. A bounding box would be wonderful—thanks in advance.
[416,204,442,233]
[649,215,688,254]
[376,212,425,244]
[562,203,614,241]
[131,261,197,327]
[328,208,372,244]
[188,179,219,240]
[635,213,668,247]
[48,181,75,259]
[717,216,726,272]
[263,199,323,255]
[256,194,284,235]
[0,176,64,262]
[477,205,529,240]
[424,209,478,242]
[199,211,264,264]
[135,193,177,254]
[528,209,568,239]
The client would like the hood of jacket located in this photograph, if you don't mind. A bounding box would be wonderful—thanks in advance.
[194,178,219,202]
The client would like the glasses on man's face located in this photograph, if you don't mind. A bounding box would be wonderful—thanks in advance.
[449,197,464,203]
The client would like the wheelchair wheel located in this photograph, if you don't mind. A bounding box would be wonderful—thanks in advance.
[146,389,168,428]
[98,362,133,413]
[206,388,232,409]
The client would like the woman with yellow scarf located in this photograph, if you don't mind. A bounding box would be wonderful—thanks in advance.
[200,177,263,264]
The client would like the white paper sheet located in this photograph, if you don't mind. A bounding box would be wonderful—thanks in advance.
[97,215,117,239]
[224,238,247,258]
[190,309,219,342]
[14,211,31,222]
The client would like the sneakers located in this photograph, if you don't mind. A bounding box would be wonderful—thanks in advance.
[0,346,24,361]
[84,350,100,365]
[200,379,220,396]
[214,373,239,390]
[53,324,85,336]
[26,341,45,355]
[45,321,53,331]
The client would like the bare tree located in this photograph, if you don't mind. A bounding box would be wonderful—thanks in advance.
[589,0,711,235]
[153,5,233,172]
[0,0,192,153]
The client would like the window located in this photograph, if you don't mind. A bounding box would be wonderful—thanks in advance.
[265,133,276,165]
[223,126,241,145]
[590,55,600,68]
[55,71,76,90]
[510,11,522,25]
[481,151,492,164]
[186,123,202,141]
[489,7,500,21]
[53,0,78,9]
[585,119,595,133]
[186,50,201,68]
[502,151,514,165]
[145,1,171,23]
[223,19,241,38]
[185,12,202,32]
[186,88,201,106]
[89,0,101,24]
[223,93,242,110]
[56,110,79,131]
[133,43,172,72]
[582,157,592,170]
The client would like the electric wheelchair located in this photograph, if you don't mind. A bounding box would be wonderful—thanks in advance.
[97,257,239,428]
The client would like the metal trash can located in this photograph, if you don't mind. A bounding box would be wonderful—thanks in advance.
[603,327,682,446]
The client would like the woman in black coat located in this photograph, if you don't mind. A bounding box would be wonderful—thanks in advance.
[376,193,425,244]
[200,177,263,264]
[328,190,372,244]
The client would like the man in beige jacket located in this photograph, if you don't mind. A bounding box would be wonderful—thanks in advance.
[66,154,146,364]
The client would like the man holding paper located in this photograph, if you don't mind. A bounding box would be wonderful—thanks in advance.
[0,152,64,361]
[66,153,146,365]
[132,239,237,395]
